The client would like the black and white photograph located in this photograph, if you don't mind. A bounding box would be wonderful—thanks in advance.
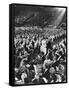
[9,4,67,86]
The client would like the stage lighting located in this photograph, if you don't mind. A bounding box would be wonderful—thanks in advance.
[55,8,66,12]
[53,8,66,27]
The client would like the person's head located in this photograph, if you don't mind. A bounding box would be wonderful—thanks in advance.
[49,67,55,74]
[59,64,65,71]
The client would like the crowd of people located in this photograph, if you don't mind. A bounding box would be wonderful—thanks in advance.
[14,29,66,85]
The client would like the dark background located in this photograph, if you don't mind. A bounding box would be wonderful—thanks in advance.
[14,4,66,27]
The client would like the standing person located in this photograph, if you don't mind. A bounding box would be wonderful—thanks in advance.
[40,39,46,55]
[46,38,53,55]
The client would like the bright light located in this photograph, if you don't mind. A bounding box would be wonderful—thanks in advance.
[53,8,66,27]
[55,8,66,12]
[58,8,66,12]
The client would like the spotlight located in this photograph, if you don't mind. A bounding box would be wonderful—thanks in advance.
[53,8,66,27]
[58,8,66,12]
[55,8,66,12]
